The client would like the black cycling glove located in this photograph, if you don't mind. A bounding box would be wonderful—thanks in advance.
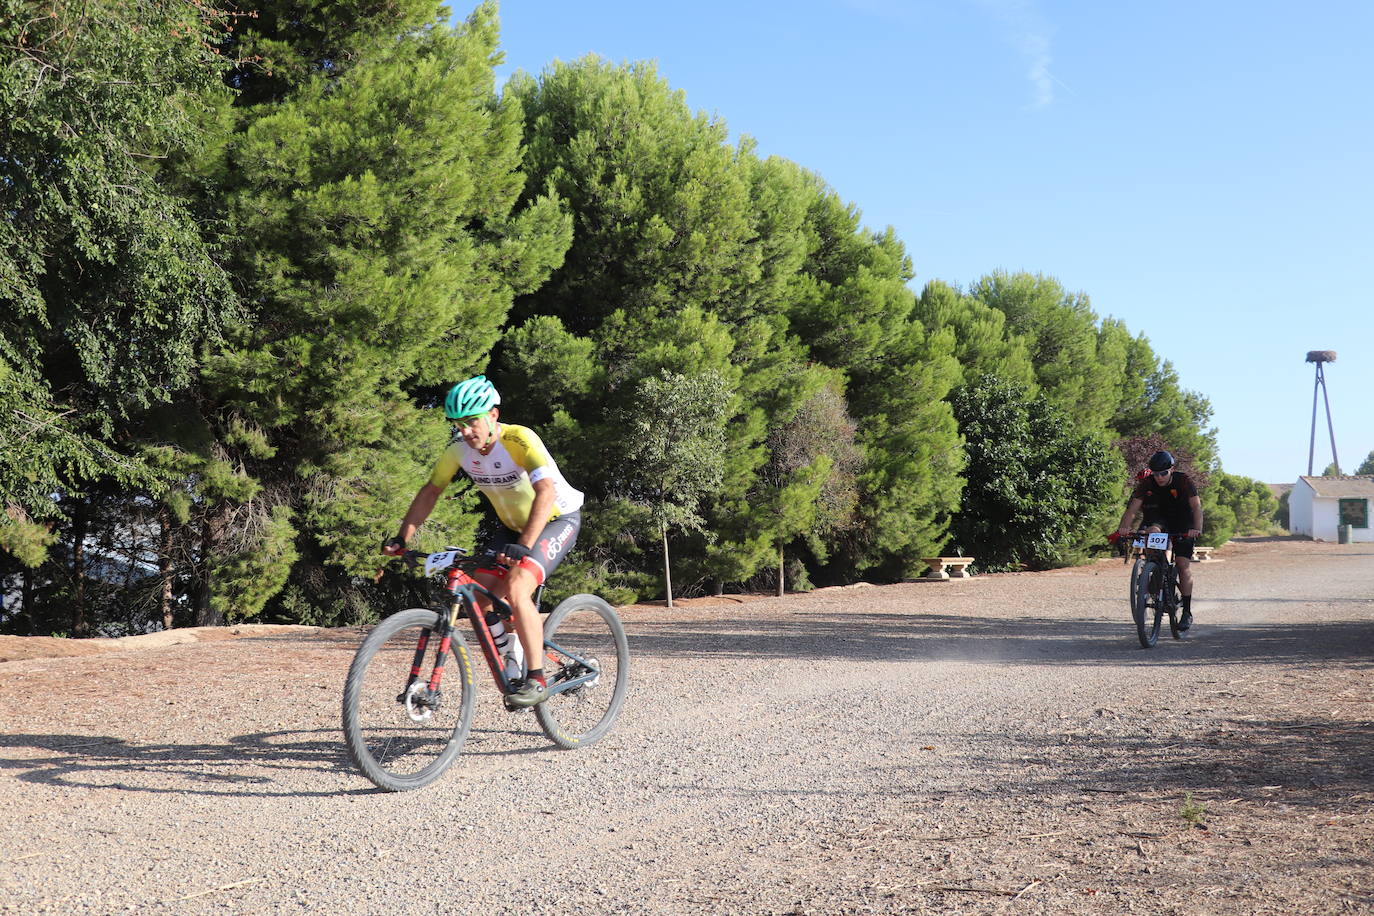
[501,543,532,563]
[381,535,405,553]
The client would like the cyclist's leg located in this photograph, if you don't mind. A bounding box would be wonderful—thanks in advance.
[495,515,583,705]
[471,563,542,684]
[1174,534,1196,630]
[1174,535,1195,596]
[1175,553,1192,594]
[508,513,581,674]
[505,564,542,664]
[1142,520,1165,589]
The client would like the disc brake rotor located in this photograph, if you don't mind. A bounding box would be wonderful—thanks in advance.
[404,681,435,722]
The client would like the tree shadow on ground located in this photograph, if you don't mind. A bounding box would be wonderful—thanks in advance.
[626,613,1374,668]
[927,714,1374,816]
[0,723,552,798]
[0,729,366,797]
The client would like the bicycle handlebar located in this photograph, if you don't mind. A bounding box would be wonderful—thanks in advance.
[374,545,473,582]
[376,541,526,585]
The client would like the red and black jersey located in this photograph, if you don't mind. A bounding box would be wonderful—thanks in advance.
[1131,471,1198,530]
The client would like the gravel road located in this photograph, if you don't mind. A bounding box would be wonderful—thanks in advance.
[1,537,1371,915]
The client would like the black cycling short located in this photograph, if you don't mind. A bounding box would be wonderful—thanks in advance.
[479,512,581,585]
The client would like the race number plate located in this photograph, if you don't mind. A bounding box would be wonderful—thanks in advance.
[1146,532,1170,550]
[424,550,460,576]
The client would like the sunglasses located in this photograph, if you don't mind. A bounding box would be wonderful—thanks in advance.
[450,415,488,430]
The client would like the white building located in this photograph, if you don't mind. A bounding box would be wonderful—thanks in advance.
[1289,476,1374,542]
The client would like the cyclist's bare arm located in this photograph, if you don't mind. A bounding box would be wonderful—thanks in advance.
[496,478,556,565]
[1185,494,1203,538]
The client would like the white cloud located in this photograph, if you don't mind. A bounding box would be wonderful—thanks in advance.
[971,0,1059,109]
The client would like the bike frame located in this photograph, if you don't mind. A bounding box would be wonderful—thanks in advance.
[1139,530,1179,569]
[400,556,604,701]
[1131,529,1180,607]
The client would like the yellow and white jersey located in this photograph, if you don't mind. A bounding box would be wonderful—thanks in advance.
[428,423,583,532]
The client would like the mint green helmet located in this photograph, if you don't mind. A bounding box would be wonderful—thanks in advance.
[444,375,500,419]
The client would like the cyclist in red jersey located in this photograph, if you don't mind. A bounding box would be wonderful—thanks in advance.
[1117,450,1203,630]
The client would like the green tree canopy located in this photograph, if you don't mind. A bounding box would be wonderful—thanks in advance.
[2,2,1240,633]
[169,0,571,624]
[949,376,1123,571]
[0,0,240,568]
[966,271,1125,431]
[1211,472,1279,538]
[613,369,731,606]
[751,374,863,594]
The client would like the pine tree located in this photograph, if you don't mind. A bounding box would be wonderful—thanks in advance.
[174,1,571,623]
[505,57,821,597]
[1,1,245,634]
[790,195,965,579]
[967,271,1125,432]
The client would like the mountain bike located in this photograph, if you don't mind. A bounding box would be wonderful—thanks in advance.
[1126,529,1183,648]
[342,548,630,792]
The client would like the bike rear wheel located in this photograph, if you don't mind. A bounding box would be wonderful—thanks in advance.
[342,608,476,791]
[1133,560,1163,648]
[535,595,630,750]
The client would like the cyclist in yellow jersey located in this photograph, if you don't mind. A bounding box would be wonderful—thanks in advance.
[382,375,583,707]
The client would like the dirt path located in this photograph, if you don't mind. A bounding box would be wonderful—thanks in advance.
[1,538,1371,915]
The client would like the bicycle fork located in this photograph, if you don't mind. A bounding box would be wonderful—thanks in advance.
[397,604,465,717]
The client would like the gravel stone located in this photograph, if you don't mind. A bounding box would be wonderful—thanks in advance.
[0,537,1370,914]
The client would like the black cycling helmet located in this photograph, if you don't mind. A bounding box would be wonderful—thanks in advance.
[1148,450,1176,472]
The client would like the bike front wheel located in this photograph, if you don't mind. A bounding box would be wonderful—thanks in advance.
[1133,560,1163,648]
[1165,566,1182,640]
[1129,557,1147,637]
[342,608,476,791]
[535,595,630,750]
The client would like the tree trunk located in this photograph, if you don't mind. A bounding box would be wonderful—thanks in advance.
[777,544,785,597]
[194,508,225,628]
[21,566,35,634]
[158,505,175,630]
[661,522,674,609]
[70,499,89,636]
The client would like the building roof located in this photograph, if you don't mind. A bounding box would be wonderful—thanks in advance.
[1266,482,1293,499]
[1298,475,1374,499]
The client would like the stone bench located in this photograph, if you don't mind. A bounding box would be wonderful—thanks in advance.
[922,557,975,580]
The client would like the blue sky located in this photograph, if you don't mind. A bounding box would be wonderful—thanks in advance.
[484,0,1372,483]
